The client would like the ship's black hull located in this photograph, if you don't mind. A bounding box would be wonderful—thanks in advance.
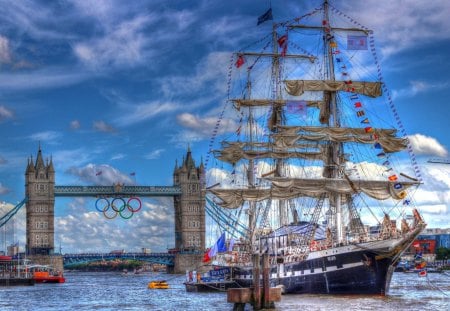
[233,248,395,295]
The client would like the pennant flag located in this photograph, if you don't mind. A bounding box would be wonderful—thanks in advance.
[364,126,374,133]
[394,183,403,189]
[347,35,368,50]
[403,199,410,205]
[286,100,307,115]
[354,102,362,108]
[356,110,365,117]
[257,8,273,25]
[130,172,136,176]
[336,57,341,63]
[388,174,398,181]
[277,34,287,47]
[350,94,358,100]
[330,41,337,48]
[382,160,390,166]
[96,171,102,176]
[360,118,370,124]
[374,142,382,149]
[235,55,245,68]
[377,152,386,158]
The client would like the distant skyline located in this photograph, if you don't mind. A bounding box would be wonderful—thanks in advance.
[0,0,449,253]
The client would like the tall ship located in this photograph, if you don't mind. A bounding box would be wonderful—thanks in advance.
[203,1,426,295]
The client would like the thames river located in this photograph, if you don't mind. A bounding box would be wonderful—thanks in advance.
[0,271,448,310]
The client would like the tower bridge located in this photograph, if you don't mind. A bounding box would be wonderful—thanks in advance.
[14,146,206,273]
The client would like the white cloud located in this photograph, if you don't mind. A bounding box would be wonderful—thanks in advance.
[115,101,180,127]
[70,120,81,130]
[0,182,10,194]
[145,149,165,160]
[66,163,133,186]
[29,130,62,144]
[73,15,151,70]
[408,134,448,157]
[0,36,12,64]
[0,105,14,121]
[93,120,116,133]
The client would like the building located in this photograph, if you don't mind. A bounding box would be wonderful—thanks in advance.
[172,148,206,273]
[25,146,55,255]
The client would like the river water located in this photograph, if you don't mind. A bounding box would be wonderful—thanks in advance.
[0,271,448,311]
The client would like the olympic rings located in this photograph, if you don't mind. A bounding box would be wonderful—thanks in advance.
[94,197,142,220]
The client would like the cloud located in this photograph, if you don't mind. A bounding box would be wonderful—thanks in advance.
[93,120,116,133]
[0,69,90,92]
[0,183,10,195]
[177,112,237,138]
[392,80,450,99]
[145,149,165,160]
[70,120,81,130]
[73,14,152,70]
[408,134,448,157]
[54,197,174,253]
[29,131,62,144]
[0,36,12,64]
[0,105,14,121]
[66,163,133,186]
[111,153,125,161]
[345,1,450,57]
[115,101,180,127]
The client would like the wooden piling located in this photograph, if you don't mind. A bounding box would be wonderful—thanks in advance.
[252,253,261,310]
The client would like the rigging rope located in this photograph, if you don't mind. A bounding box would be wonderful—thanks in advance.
[0,198,28,228]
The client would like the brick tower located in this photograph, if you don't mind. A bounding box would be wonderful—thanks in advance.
[172,147,206,273]
[25,146,55,255]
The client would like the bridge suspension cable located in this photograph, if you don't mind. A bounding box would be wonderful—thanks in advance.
[0,198,28,228]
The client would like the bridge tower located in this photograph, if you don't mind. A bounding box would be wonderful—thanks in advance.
[172,147,206,273]
[25,146,55,255]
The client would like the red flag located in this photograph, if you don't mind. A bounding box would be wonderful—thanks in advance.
[354,102,362,108]
[364,127,374,133]
[202,249,211,263]
[235,55,245,68]
[388,175,398,181]
[277,34,287,47]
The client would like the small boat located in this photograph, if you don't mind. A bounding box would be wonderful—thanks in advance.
[418,270,427,277]
[29,265,65,283]
[148,280,169,289]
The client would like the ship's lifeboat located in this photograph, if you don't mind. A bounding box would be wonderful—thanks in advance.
[148,280,169,289]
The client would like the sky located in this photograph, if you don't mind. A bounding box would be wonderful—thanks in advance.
[0,0,449,254]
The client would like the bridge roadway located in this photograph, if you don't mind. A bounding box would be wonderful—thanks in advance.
[54,185,182,197]
[63,252,175,268]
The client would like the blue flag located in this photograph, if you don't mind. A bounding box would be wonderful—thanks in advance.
[217,232,227,252]
[257,8,273,25]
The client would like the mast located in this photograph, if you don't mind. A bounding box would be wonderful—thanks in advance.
[323,0,344,243]
[246,68,258,250]
[271,22,289,227]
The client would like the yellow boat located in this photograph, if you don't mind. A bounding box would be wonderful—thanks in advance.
[148,280,169,289]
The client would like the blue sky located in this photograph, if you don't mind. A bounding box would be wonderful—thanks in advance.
[0,0,449,253]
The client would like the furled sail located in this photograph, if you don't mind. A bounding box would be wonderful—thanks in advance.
[232,99,329,124]
[285,80,382,98]
[208,177,418,209]
[272,126,407,153]
[213,141,323,164]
